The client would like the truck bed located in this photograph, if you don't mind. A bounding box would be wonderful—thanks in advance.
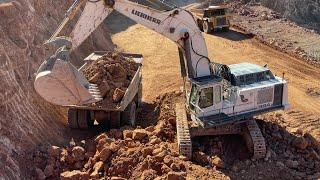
[67,51,143,112]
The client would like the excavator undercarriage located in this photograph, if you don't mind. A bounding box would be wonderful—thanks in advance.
[175,103,267,160]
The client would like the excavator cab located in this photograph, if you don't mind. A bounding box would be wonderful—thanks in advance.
[187,75,223,118]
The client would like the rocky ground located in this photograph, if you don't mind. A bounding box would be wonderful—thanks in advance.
[31,92,320,180]
[1,0,320,179]
[230,2,320,66]
[82,52,139,109]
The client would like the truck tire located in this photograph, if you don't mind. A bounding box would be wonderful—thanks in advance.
[203,21,212,34]
[68,108,79,129]
[121,102,137,127]
[222,27,229,32]
[109,111,121,129]
[197,20,204,31]
[78,109,94,129]
[68,108,93,129]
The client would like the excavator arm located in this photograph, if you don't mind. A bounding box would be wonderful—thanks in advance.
[72,0,211,77]
[35,0,212,106]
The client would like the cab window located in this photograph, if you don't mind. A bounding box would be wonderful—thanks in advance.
[198,87,213,109]
[214,85,221,104]
[190,84,198,106]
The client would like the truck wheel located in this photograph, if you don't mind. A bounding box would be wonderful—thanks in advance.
[109,111,121,129]
[197,20,204,31]
[122,102,137,127]
[223,27,229,32]
[77,109,94,129]
[68,108,79,129]
[203,21,212,34]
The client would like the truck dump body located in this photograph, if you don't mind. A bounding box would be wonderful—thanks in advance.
[68,52,143,112]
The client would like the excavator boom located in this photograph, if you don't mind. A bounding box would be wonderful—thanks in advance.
[35,0,212,106]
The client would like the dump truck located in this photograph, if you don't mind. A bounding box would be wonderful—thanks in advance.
[65,52,143,129]
[190,5,231,33]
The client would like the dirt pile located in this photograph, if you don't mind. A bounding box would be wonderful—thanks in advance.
[32,92,228,179]
[32,92,320,179]
[82,52,139,108]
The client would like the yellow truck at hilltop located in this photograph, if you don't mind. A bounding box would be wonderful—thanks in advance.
[190,5,231,33]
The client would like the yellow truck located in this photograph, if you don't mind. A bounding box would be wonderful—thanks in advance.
[190,5,231,33]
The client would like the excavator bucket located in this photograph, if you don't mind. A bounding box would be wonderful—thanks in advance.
[34,49,102,106]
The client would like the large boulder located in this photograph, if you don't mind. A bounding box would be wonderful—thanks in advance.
[132,129,148,141]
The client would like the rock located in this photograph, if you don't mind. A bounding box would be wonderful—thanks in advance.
[163,155,174,166]
[123,130,133,139]
[295,128,303,136]
[44,164,54,177]
[132,129,148,140]
[292,136,309,150]
[69,138,76,147]
[113,88,125,103]
[161,164,171,174]
[286,160,299,169]
[141,169,157,180]
[167,171,186,180]
[142,147,153,157]
[72,146,85,161]
[264,150,271,161]
[99,147,112,161]
[60,170,90,180]
[276,161,285,168]
[310,149,320,160]
[99,80,110,97]
[47,146,61,158]
[304,133,320,148]
[145,126,155,132]
[170,163,180,171]
[211,156,225,168]
[111,177,126,180]
[154,150,168,162]
[109,129,123,139]
[89,72,102,84]
[95,133,108,143]
[193,151,209,165]
[178,155,188,161]
[35,168,46,180]
[149,137,161,145]
[90,161,104,178]
[152,148,163,156]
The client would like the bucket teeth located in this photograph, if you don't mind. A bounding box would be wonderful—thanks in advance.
[88,83,103,101]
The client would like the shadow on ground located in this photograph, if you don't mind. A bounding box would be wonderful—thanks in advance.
[208,29,254,41]
[105,11,136,35]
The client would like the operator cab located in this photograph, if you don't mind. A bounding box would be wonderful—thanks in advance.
[186,75,223,118]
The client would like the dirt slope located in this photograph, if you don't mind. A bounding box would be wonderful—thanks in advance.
[0,0,113,179]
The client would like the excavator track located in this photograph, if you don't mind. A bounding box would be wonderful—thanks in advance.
[175,103,192,160]
[244,120,267,159]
